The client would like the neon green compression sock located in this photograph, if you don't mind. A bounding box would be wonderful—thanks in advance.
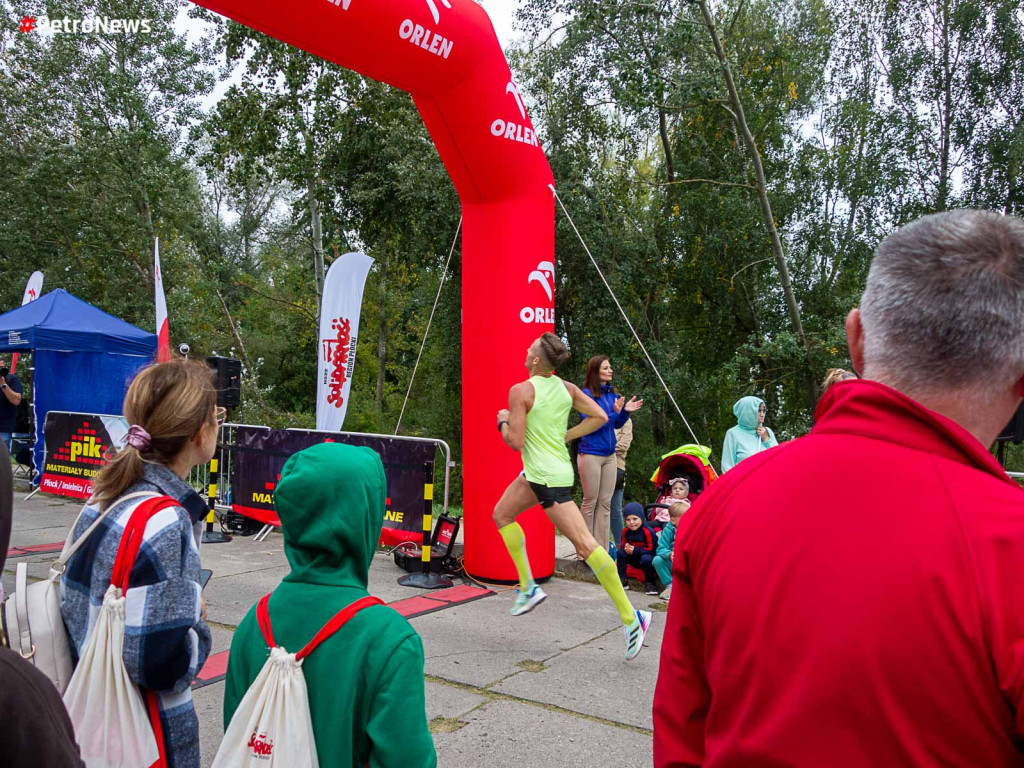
[586,548,635,625]
[498,522,536,593]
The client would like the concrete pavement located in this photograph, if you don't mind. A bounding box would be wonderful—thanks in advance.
[3,490,665,767]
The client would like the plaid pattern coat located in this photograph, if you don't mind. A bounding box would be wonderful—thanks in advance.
[61,463,212,768]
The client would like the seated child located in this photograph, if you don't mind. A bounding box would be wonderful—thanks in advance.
[223,443,436,767]
[616,502,660,595]
[652,477,692,528]
[653,502,688,601]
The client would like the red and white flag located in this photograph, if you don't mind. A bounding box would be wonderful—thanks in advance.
[11,271,43,374]
[155,238,170,363]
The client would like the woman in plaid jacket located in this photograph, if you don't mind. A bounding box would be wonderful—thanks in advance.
[61,360,218,768]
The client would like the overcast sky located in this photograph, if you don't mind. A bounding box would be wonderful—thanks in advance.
[480,0,525,50]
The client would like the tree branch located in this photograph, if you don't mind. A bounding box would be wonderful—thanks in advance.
[232,279,319,327]
[640,177,758,190]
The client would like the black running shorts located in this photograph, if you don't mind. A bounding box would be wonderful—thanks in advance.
[527,480,573,509]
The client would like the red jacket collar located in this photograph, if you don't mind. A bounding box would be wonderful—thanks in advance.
[812,379,1016,487]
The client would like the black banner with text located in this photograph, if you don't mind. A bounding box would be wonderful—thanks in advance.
[230,427,437,545]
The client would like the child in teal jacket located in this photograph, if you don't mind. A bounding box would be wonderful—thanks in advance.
[653,502,689,600]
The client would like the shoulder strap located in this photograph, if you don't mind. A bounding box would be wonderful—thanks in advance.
[55,490,160,571]
[255,595,386,660]
[256,593,275,649]
[297,597,384,660]
[110,495,180,593]
[13,563,32,657]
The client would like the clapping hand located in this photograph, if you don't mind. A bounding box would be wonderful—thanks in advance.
[624,543,634,555]
[623,396,643,413]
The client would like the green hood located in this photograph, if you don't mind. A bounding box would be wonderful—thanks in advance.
[275,442,386,589]
[733,396,764,432]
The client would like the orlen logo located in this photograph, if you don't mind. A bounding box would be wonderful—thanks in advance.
[322,317,356,407]
[26,288,37,300]
[325,0,352,8]
[247,731,273,759]
[398,0,454,60]
[521,261,555,324]
[491,81,540,148]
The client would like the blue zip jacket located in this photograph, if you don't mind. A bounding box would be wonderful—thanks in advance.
[579,385,632,456]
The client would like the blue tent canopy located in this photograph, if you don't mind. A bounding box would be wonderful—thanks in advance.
[0,290,156,482]
[0,289,156,355]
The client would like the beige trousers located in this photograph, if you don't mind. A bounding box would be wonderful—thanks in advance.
[577,452,618,552]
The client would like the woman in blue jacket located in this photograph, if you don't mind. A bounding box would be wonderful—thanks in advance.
[578,356,643,552]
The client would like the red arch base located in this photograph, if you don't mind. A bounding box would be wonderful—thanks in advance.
[190,0,557,581]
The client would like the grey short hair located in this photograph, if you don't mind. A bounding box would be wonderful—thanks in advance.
[860,210,1024,395]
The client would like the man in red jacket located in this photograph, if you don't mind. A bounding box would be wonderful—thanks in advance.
[654,210,1024,767]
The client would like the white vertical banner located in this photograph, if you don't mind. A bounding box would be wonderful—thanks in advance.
[11,271,43,374]
[316,252,374,431]
[22,271,43,304]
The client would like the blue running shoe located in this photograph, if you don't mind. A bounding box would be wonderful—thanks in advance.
[511,585,547,616]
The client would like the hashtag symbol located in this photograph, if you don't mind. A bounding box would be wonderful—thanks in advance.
[19,15,36,33]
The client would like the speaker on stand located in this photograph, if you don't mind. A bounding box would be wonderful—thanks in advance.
[202,356,241,544]
[206,356,241,409]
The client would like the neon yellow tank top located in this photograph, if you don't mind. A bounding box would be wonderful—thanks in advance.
[522,374,574,487]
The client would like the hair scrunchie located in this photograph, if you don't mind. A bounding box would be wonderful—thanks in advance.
[125,424,152,451]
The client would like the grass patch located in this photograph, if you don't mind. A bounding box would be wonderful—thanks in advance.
[649,600,669,612]
[429,717,467,735]
[516,659,546,673]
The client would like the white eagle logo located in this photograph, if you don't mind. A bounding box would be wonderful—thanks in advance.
[528,261,554,301]
[425,0,452,24]
[506,81,527,119]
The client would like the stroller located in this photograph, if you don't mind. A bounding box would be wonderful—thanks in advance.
[644,445,717,531]
[619,445,717,588]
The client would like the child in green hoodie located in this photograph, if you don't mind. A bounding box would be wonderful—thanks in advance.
[223,443,436,767]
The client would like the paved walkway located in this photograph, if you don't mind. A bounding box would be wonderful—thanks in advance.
[3,491,664,767]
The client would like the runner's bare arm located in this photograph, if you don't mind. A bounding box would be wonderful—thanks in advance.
[499,382,532,451]
[564,382,608,443]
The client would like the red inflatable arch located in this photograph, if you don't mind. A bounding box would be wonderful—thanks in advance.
[191,0,556,581]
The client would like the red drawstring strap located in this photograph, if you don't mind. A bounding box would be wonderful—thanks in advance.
[255,595,385,659]
[109,495,181,768]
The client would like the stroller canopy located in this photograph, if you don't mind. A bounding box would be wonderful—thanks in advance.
[651,444,716,496]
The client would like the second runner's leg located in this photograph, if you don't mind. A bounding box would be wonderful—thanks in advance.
[545,500,652,660]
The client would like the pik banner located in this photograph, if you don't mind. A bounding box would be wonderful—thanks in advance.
[39,412,129,499]
[229,426,437,546]
[317,252,373,432]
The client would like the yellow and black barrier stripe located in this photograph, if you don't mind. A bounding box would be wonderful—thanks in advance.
[206,458,219,530]
[421,464,434,571]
